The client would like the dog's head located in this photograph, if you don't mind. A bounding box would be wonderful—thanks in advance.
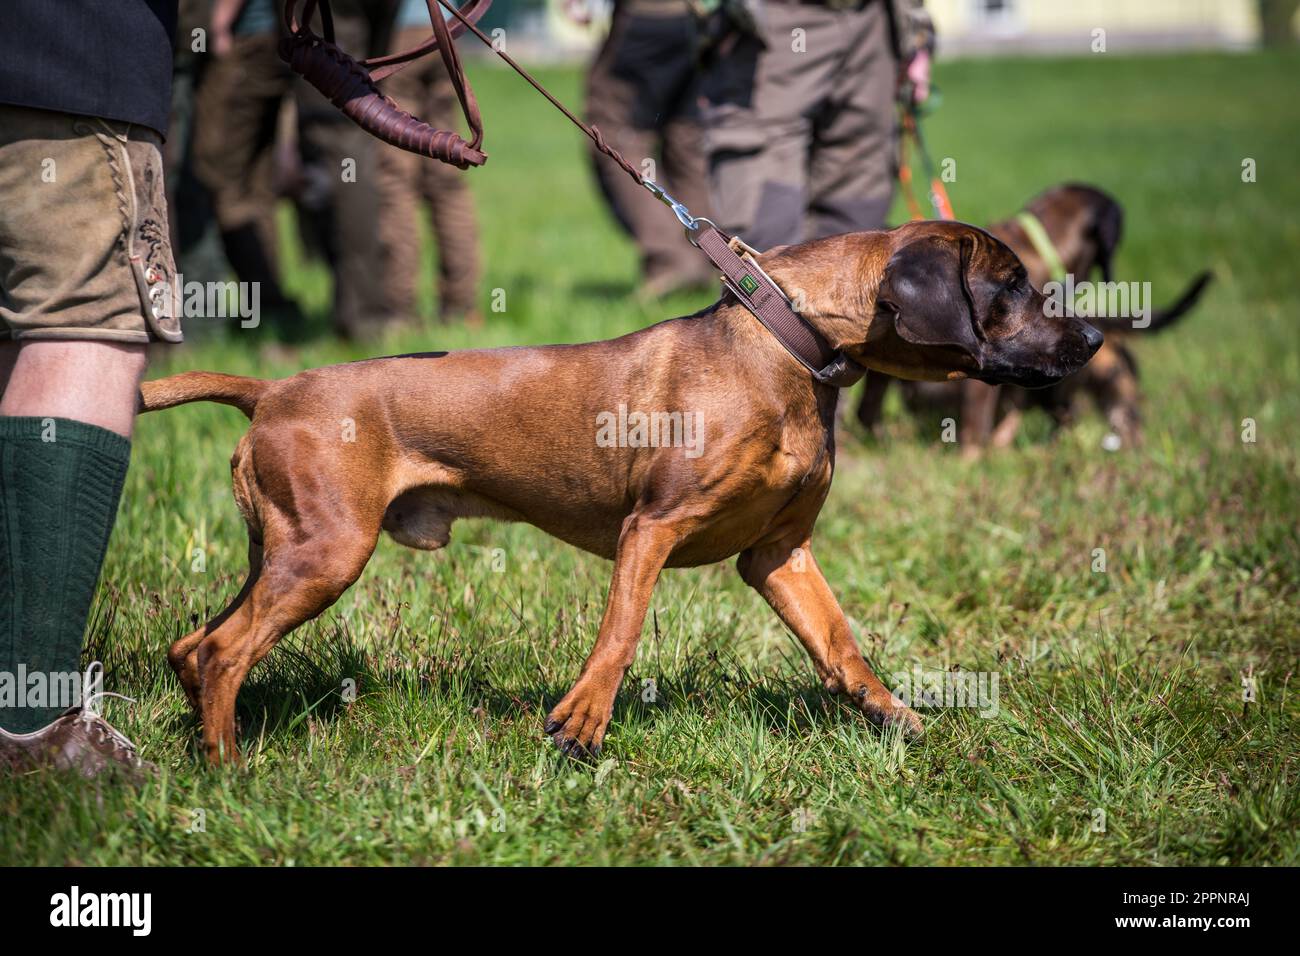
[858,221,1102,388]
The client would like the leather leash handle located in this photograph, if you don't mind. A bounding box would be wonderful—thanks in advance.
[280,0,490,168]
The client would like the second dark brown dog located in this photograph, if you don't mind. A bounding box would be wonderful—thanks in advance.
[855,184,1212,452]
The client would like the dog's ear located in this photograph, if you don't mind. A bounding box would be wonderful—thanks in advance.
[877,235,981,359]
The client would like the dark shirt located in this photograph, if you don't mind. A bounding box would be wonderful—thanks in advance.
[0,0,179,137]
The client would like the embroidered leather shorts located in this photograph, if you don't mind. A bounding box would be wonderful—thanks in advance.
[0,103,183,344]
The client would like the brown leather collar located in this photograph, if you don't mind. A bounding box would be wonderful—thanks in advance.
[692,226,866,388]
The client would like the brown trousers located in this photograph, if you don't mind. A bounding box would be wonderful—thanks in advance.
[375,26,482,322]
[293,0,397,337]
[584,1,714,286]
[191,32,287,262]
[194,2,397,338]
[700,0,898,252]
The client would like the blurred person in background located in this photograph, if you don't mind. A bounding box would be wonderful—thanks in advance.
[197,0,404,341]
[194,0,306,336]
[699,0,933,251]
[167,0,229,301]
[576,0,716,299]
[292,0,401,341]
[375,0,484,329]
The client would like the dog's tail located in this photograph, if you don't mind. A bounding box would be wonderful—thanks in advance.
[138,371,268,419]
[1086,270,1213,334]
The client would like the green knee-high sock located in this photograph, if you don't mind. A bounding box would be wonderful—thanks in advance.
[0,417,130,733]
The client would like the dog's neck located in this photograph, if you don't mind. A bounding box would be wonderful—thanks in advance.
[756,233,887,361]
[702,299,840,403]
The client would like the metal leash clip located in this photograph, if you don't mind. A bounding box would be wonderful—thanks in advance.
[642,179,715,243]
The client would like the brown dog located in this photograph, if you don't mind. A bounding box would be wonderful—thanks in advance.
[141,221,1101,763]
[855,184,1212,451]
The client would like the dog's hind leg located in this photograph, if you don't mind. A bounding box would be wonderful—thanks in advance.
[192,523,379,764]
[738,536,922,737]
[170,432,266,714]
[169,538,262,715]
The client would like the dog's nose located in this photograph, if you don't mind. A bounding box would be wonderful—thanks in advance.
[1081,321,1103,356]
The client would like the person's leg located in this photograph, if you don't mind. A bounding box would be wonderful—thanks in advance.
[419,63,482,322]
[0,343,145,733]
[584,18,640,240]
[586,6,711,294]
[660,111,714,234]
[699,4,840,251]
[295,2,392,340]
[192,32,302,332]
[0,106,174,767]
[166,2,229,294]
[1,342,146,436]
[805,2,896,240]
[376,27,482,325]
[654,6,715,231]
[374,27,428,328]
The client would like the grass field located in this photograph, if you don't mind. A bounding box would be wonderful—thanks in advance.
[3,50,1298,866]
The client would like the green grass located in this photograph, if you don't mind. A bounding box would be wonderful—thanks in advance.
[3,51,1298,866]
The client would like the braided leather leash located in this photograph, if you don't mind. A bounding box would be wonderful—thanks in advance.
[281,0,864,388]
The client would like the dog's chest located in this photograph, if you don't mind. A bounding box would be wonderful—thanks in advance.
[766,413,833,490]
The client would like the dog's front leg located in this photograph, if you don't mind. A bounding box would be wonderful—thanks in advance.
[959,380,1001,460]
[738,538,922,737]
[545,513,678,759]
[855,372,893,434]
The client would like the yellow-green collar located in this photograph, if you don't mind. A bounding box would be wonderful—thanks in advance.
[1014,210,1067,284]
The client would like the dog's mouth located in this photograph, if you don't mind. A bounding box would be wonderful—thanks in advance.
[978,320,1103,389]
[977,365,1065,389]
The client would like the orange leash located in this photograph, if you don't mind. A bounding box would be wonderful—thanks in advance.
[898,104,955,221]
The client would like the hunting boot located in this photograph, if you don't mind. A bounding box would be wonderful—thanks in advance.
[0,663,154,781]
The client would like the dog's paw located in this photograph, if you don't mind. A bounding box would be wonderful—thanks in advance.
[543,692,612,761]
[853,687,924,740]
[881,703,924,739]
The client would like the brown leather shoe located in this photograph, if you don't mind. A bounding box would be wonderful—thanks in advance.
[0,708,154,781]
[0,663,154,782]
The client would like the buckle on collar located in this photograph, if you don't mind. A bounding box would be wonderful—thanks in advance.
[813,353,867,388]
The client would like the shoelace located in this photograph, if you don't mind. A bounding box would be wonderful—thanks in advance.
[78,662,143,764]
